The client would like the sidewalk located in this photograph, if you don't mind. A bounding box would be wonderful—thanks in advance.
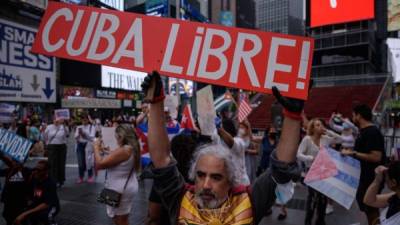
[0,134,368,225]
[261,183,367,225]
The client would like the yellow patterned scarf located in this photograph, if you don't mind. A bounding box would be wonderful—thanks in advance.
[178,188,253,225]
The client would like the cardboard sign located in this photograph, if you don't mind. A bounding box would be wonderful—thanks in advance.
[197,85,216,136]
[0,128,32,163]
[164,95,179,119]
[101,127,118,150]
[0,103,15,123]
[54,109,70,120]
[32,2,314,100]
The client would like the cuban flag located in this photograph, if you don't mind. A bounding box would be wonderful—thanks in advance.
[304,147,360,210]
[180,104,198,131]
[136,121,180,167]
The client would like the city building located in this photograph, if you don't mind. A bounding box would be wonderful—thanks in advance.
[306,0,388,86]
[236,0,255,29]
[208,0,236,27]
[255,0,304,35]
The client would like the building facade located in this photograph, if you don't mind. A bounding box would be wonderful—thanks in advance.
[306,0,388,86]
[255,0,304,35]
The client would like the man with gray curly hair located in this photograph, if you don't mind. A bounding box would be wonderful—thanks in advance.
[142,71,304,225]
[188,144,240,209]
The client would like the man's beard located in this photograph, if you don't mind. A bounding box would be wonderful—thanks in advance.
[194,189,227,209]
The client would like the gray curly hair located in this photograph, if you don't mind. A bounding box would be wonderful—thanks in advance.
[188,144,239,186]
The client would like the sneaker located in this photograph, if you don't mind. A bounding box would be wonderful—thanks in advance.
[87,177,95,183]
[76,178,83,184]
[325,204,334,215]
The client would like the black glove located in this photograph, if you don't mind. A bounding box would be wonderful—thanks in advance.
[141,71,165,103]
[272,86,304,113]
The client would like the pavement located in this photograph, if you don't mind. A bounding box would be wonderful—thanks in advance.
[0,135,368,225]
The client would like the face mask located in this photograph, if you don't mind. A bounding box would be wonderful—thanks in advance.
[269,133,277,139]
[275,181,295,205]
[238,128,246,137]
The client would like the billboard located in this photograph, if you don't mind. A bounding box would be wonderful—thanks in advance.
[101,66,147,91]
[0,19,56,103]
[311,0,375,28]
[389,0,400,31]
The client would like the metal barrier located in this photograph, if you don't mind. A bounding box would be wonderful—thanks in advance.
[384,135,400,157]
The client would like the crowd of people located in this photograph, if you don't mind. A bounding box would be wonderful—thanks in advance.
[0,71,399,225]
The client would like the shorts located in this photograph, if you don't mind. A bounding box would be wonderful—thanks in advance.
[106,191,134,218]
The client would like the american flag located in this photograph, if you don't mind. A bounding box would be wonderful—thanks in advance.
[238,92,252,122]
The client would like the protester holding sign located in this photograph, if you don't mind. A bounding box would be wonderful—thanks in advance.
[297,118,342,225]
[142,71,303,225]
[44,118,69,188]
[364,161,400,225]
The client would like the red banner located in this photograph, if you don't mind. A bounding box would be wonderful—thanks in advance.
[32,2,314,100]
[311,0,374,28]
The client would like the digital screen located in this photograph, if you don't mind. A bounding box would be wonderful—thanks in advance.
[311,0,374,27]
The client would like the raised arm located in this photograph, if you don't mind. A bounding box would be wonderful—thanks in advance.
[141,71,170,168]
[272,87,303,163]
[364,166,394,208]
[217,127,234,148]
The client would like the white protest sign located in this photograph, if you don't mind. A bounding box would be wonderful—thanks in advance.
[164,95,179,119]
[54,109,70,120]
[0,128,32,163]
[196,85,217,136]
[101,127,118,151]
[0,19,56,103]
[0,103,15,123]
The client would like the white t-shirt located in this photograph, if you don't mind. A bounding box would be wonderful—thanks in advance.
[211,133,250,185]
[44,124,69,145]
[75,124,95,143]
[230,137,250,185]
[297,134,337,168]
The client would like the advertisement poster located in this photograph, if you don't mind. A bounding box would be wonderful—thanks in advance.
[0,19,56,103]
